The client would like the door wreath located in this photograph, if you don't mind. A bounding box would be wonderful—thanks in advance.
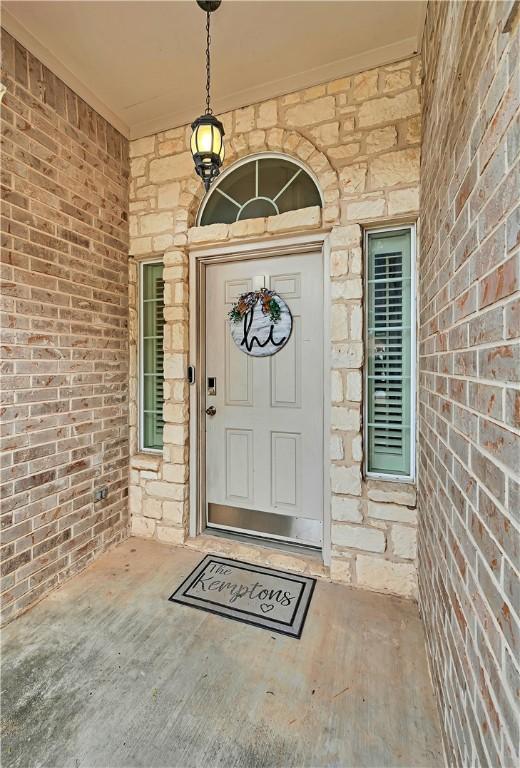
[228,288,292,357]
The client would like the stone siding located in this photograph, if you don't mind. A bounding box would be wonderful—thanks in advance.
[418,2,519,765]
[128,57,422,598]
[0,31,130,624]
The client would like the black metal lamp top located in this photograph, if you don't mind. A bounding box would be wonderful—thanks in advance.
[196,1,221,11]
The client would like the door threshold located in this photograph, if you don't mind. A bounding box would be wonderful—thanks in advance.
[203,526,322,559]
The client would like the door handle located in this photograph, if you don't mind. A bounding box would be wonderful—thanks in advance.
[205,406,216,416]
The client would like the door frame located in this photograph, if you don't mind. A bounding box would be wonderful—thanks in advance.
[188,230,332,565]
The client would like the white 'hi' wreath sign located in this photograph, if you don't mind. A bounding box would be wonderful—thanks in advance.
[228,288,292,357]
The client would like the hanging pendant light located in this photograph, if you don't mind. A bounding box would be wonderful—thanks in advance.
[191,0,225,192]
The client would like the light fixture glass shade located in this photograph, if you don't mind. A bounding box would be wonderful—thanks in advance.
[191,114,225,191]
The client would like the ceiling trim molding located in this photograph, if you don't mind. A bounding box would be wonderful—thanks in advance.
[129,35,420,139]
[1,8,130,137]
[416,0,428,48]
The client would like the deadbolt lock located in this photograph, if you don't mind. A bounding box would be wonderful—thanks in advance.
[207,376,216,396]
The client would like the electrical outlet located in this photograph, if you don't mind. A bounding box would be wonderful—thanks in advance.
[94,487,108,502]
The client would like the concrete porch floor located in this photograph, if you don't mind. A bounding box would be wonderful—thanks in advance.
[1,538,442,768]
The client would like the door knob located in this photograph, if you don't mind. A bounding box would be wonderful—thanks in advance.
[205,406,216,416]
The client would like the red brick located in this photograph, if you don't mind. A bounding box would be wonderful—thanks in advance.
[420,4,520,763]
[505,296,520,339]
[479,253,520,308]
[479,343,520,382]
[0,31,129,624]
[505,388,520,428]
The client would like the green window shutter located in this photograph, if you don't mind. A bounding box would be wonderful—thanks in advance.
[141,263,164,451]
[366,229,412,476]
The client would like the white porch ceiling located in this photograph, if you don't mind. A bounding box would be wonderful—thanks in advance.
[2,0,426,139]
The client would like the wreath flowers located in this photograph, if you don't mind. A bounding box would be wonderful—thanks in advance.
[228,288,282,325]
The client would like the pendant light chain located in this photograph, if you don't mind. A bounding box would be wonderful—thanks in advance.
[205,10,212,115]
[191,1,224,191]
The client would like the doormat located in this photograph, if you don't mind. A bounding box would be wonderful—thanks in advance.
[169,554,316,639]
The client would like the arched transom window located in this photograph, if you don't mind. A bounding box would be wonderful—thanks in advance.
[198,154,322,226]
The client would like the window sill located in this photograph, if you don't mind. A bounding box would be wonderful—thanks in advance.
[131,452,163,472]
[365,472,415,485]
[365,477,416,508]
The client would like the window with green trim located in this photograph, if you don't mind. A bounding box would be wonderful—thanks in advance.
[365,227,414,478]
[140,262,164,451]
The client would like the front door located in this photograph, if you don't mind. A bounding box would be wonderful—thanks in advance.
[205,251,323,547]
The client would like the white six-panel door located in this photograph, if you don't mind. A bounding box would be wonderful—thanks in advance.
[205,252,323,546]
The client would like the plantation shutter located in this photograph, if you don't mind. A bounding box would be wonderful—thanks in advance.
[366,229,412,476]
[142,263,164,451]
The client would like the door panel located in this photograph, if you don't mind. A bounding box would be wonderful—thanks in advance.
[271,431,301,510]
[205,251,323,546]
[270,318,301,408]
[225,278,252,303]
[225,428,253,503]
[270,272,301,298]
[225,327,253,406]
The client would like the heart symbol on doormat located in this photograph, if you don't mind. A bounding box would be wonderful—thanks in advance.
[260,603,274,613]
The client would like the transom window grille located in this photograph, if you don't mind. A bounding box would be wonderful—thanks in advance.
[198,155,322,226]
[365,227,415,478]
[140,261,164,452]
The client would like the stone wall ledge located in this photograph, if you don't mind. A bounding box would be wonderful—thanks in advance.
[187,206,323,247]
[163,532,419,600]
[184,533,328,579]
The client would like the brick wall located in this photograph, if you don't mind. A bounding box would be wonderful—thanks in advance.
[0,31,130,625]
[128,57,422,599]
[418,2,519,765]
